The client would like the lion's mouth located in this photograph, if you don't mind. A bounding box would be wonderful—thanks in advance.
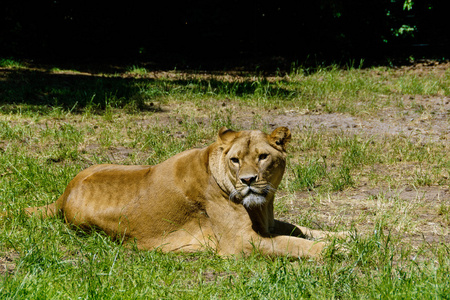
[230,185,275,208]
[242,193,266,207]
[242,186,263,196]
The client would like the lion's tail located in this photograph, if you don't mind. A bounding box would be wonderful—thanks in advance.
[5,195,64,219]
[0,196,63,220]
[24,203,57,218]
[24,195,64,219]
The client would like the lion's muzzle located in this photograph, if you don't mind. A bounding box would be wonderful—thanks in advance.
[232,184,273,208]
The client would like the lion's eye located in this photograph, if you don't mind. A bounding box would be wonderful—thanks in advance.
[259,154,269,161]
[230,157,239,164]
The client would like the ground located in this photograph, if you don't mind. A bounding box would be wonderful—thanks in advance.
[0,60,449,296]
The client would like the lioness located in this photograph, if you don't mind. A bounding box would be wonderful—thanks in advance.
[22,127,342,258]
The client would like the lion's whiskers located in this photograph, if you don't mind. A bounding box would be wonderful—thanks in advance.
[262,183,277,196]
[229,190,240,202]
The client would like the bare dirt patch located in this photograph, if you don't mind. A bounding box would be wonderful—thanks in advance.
[0,251,19,276]
[236,95,450,143]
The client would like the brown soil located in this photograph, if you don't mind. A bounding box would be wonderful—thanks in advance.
[0,251,19,276]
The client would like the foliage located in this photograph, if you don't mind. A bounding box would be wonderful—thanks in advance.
[0,1,447,62]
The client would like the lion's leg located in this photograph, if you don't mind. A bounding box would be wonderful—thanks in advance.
[273,220,348,240]
[152,214,325,258]
[134,219,220,254]
[213,227,324,258]
[294,226,348,239]
[261,235,325,258]
[235,234,325,258]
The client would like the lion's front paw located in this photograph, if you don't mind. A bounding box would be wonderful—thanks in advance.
[307,241,326,257]
[313,230,351,241]
[331,231,351,239]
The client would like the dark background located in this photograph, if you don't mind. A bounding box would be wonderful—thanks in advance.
[1,0,449,68]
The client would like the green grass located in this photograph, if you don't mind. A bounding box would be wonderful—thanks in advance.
[0,58,24,69]
[1,60,449,298]
[2,61,450,115]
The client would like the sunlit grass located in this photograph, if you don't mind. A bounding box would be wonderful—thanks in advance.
[1,61,449,298]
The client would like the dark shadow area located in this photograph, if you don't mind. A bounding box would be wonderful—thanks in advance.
[0,65,297,112]
[1,1,449,69]
[0,67,144,113]
[1,1,449,113]
[168,77,296,99]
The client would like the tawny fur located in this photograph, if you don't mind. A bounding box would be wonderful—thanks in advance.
[20,127,345,258]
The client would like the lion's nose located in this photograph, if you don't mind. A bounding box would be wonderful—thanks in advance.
[240,175,257,186]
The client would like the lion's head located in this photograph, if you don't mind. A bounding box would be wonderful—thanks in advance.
[210,127,291,208]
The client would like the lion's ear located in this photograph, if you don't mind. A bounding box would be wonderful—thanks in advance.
[217,127,238,144]
[269,127,291,151]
